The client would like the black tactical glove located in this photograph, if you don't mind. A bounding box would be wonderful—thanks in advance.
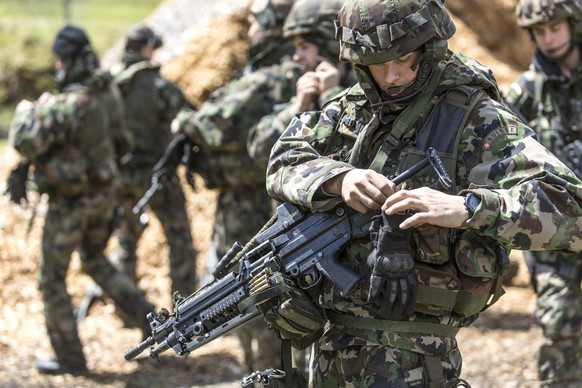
[366,212,417,319]
[5,161,30,206]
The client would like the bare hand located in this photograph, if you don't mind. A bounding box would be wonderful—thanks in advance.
[324,169,396,213]
[295,72,320,111]
[382,187,468,229]
[314,59,340,92]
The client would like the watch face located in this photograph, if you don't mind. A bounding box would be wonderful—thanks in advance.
[466,193,480,214]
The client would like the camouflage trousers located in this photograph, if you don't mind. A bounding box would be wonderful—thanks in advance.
[40,190,154,368]
[115,170,198,297]
[527,251,582,386]
[213,187,280,373]
[307,329,462,387]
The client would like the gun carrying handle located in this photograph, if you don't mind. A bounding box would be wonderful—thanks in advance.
[316,254,361,297]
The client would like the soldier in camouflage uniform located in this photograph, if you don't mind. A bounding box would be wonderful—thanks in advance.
[264,0,582,386]
[505,0,582,385]
[248,0,356,170]
[111,24,198,297]
[8,25,154,376]
[171,0,301,374]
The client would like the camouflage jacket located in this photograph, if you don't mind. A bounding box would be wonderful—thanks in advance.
[266,52,582,355]
[505,46,582,147]
[9,69,127,201]
[174,55,301,190]
[115,60,188,168]
[248,67,358,169]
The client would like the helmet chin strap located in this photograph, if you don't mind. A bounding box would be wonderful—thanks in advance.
[546,38,576,63]
[374,58,435,106]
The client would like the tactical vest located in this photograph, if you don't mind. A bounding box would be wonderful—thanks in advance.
[335,82,507,322]
[400,86,506,319]
[115,62,176,165]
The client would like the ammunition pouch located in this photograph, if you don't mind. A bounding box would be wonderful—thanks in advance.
[414,232,507,318]
[257,272,326,350]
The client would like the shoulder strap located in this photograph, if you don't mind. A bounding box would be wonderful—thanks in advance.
[368,62,446,172]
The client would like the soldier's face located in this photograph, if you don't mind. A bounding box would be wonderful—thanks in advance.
[367,51,421,97]
[532,18,572,60]
[292,36,320,73]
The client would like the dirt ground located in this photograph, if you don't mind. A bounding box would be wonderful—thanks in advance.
[0,0,549,387]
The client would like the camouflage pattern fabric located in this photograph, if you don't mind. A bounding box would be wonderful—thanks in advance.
[113,60,198,297]
[308,332,462,387]
[248,65,356,170]
[336,0,456,65]
[266,49,582,386]
[505,43,582,385]
[248,0,357,170]
[516,0,582,32]
[173,45,302,373]
[526,251,582,385]
[9,68,154,371]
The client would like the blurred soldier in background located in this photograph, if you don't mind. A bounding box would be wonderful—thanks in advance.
[505,0,582,385]
[111,24,198,298]
[7,25,154,376]
[170,0,300,374]
[248,0,356,170]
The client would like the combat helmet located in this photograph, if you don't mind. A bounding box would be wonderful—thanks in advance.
[123,24,162,64]
[516,0,582,36]
[251,0,296,36]
[336,0,456,66]
[247,0,296,68]
[283,0,343,62]
[52,24,100,90]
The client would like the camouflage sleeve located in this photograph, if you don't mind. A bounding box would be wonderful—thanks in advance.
[318,85,349,109]
[248,99,300,169]
[9,93,85,161]
[248,86,349,169]
[503,69,537,123]
[188,70,286,152]
[266,101,354,212]
[457,98,582,252]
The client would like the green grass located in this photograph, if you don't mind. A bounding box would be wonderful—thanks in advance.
[0,0,163,138]
[0,0,162,68]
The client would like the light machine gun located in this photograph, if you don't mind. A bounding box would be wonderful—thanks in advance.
[124,147,451,363]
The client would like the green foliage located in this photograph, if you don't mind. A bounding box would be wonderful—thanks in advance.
[0,0,163,138]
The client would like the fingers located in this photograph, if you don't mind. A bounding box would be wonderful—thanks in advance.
[341,169,395,213]
[382,187,468,229]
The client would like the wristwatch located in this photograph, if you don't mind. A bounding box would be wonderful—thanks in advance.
[464,193,481,219]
